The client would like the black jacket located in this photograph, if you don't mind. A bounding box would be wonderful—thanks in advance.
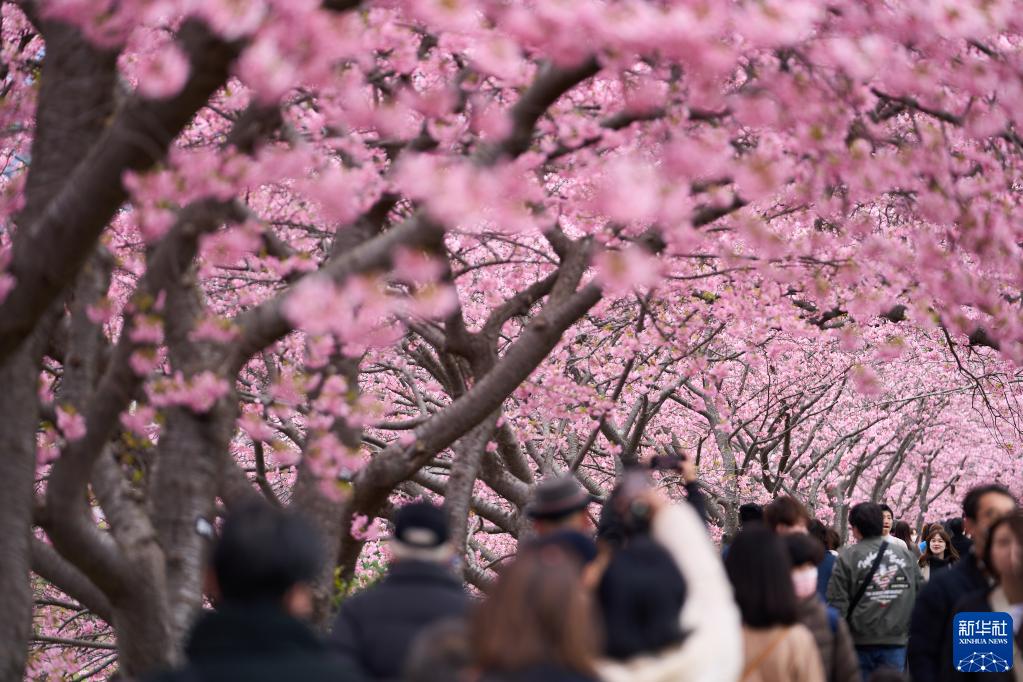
[480,664,600,682]
[945,588,1015,681]
[329,559,470,680]
[146,603,365,682]
[907,552,990,682]
[952,533,974,560]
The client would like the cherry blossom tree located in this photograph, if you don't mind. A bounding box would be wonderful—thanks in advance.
[3,0,1023,678]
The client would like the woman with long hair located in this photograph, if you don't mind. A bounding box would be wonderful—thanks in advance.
[918,526,960,581]
[471,546,601,682]
[725,526,825,682]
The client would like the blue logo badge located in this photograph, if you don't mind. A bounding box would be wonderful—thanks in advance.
[953,612,1014,673]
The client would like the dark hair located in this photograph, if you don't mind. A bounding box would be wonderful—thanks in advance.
[807,519,828,544]
[597,474,654,549]
[598,537,687,660]
[879,503,894,516]
[893,521,918,556]
[405,619,470,682]
[963,484,1016,521]
[213,503,325,604]
[725,526,798,628]
[825,527,842,551]
[764,496,810,532]
[739,503,764,525]
[982,512,1023,582]
[472,547,599,675]
[919,527,959,567]
[946,517,965,536]
[784,532,825,567]
[849,503,884,539]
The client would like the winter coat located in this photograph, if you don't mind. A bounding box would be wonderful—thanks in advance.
[480,664,601,682]
[597,504,743,682]
[329,559,470,680]
[826,536,922,647]
[945,586,1023,681]
[795,597,860,682]
[921,555,955,582]
[145,602,365,682]
[739,624,825,682]
[907,551,990,682]
[816,552,836,602]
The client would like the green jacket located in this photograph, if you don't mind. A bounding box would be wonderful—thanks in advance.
[826,536,923,647]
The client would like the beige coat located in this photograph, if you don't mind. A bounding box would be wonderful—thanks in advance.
[740,624,826,682]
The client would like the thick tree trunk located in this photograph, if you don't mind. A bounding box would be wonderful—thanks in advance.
[0,343,40,682]
[150,404,232,655]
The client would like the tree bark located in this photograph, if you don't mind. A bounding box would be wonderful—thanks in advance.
[0,343,40,682]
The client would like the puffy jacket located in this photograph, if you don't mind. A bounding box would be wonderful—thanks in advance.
[329,559,470,680]
[826,536,922,647]
[795,597,860,682]
[907,552,990,682]
[597,504,743,682]
[145,603,366,682]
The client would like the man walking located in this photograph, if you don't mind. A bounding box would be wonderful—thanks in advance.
[329,501,470,680]
[907,484,1017,682]
[828,502,922,679]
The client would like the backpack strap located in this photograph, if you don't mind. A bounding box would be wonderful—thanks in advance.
[741,628,790,680]
[846,543,887,621]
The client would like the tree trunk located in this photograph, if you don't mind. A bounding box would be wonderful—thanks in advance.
[150,404,232,654]
[0,344,40,682]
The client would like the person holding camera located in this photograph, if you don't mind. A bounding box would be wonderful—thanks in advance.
[594,470,742,682]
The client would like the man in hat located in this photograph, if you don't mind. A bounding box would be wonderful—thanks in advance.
[329,501,469,681]
[527,475,596,536]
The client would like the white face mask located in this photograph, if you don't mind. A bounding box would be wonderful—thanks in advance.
[792,566,819,599]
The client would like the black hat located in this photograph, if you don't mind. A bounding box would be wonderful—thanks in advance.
[394,501,450,548]
[526,476,594,520]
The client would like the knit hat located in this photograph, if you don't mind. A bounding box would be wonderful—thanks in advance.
[393,501,450,548]
[526,476,595,520]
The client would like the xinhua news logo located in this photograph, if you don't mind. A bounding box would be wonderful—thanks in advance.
[953,612,1014,673]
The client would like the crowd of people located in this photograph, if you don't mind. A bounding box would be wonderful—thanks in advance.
[145,462,1023,682]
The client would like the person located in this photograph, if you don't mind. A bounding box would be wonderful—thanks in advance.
[827,502,922,679]
[404,619,471,682]
[471,546,601,682]
[329,501,470,680]
[879,504,909,551]
[918,526,959,582]
[725,526,826,682]
[947,516,974,558]
[595,537,690,681]
[947,512,1023,680]
[723,502,764,557]
[907,484,1018,682]
[765,495,811,534]
[893,521,918,558]
[809,519,839,601]
[527,475,597,535]
[596,471,742,681]
[146,503,365,682]
[784,533,860,682]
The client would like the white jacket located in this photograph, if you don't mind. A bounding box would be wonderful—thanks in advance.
[598,504,743,682]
